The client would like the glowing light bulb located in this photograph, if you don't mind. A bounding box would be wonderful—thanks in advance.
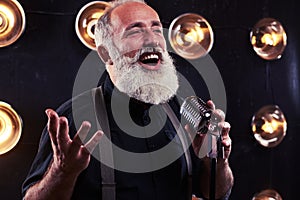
[0,0,25,47]
[252,189,282,200]
[0,101,22,155]
[168,13,214,59]
[0,111,13,143]
[251,105,287,148]
[75,1,110,50]
[250,18,287,60]
[0,15,3,27]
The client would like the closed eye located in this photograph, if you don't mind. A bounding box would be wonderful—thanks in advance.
[123,28,143,38]
[153,28,162,33]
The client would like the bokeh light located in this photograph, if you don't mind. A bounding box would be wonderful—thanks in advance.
[251,105,287,148]
[0,101,22,155]
[250,18,287,60]
[252,189,282,200]
[0,0,25,47]
[75,1,110,50]
[168,13,214,59]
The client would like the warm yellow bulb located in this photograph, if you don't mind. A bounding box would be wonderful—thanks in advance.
[252,189,282,200]
[0,15,3,26]
[260,32,282,46]
[261,33,274,46]
[0,111,13,143]
[0,4,15,27]
[184,26,204,44]
[184,30,196,43]
[250,18,287,60]
[251,105,287,148]
[168,13,214,59]
[75,1,110,50]
[261,118,279,134]
[0,101,22,155]
[0,0,26,47]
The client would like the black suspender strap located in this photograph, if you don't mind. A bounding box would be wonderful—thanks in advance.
[162,103,193,200]
[92,86,116,200]
[91,86,192,200]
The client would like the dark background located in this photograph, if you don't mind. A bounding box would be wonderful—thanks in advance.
[0,0,299,199]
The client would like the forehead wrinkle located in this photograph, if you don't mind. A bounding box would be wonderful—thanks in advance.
[125,20,162,31]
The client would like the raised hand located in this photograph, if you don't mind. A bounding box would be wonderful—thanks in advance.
[46,109,103,176]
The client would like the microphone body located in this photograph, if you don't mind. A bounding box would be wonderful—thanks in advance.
[180,96,224,158]
[180,96,212,134]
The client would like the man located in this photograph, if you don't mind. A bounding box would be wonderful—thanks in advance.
[22,0,234,199]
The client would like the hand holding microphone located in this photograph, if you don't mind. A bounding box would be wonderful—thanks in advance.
[180,96,231,159]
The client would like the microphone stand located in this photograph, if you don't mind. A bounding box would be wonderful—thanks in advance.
[207,132,223,200]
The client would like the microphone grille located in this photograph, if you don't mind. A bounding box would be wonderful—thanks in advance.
[180,96,212,133]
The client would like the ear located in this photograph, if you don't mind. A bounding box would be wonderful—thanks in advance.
[97,45,112,64]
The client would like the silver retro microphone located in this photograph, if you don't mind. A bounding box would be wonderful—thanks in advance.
[180,96,214,134]
[180,96,225,199]
[180,96,224,158]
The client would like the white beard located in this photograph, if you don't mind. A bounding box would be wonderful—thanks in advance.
[110,47,179,105]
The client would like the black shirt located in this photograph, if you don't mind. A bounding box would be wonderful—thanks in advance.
[22,77,218,200]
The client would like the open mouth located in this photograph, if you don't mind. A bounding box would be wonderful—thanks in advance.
[139,52,162,66]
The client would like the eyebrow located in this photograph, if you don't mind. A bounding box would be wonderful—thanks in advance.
[125,20,162,31]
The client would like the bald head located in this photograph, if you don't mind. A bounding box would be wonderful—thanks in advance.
[110,2,161,34]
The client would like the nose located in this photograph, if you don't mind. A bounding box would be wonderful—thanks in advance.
[142,29,159,48]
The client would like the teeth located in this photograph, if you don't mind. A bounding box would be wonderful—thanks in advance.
[141,53,159,61]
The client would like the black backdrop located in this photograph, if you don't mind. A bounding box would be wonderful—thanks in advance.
[0,0,299,199]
